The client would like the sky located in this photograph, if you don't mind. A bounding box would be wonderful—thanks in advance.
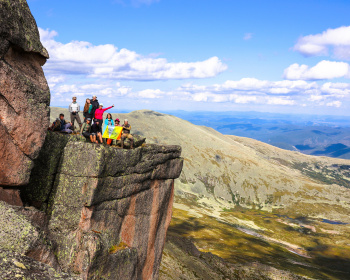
[27,0,350,115]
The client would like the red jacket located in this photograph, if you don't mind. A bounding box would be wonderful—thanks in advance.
[94,106,113,119]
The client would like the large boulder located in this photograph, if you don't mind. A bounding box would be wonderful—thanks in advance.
[0,0,50,186]
[0,201,76,279]
[21,132,183,280]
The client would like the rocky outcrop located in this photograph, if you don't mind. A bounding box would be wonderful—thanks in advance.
[0,0,50,186]
[0,1,183,279]
[19,132,183,280]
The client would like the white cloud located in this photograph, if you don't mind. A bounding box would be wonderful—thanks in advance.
[40,28,227,81]
[49,75,350,109]
[47,75,65,88]
[283,60,350,80]
[326,101,342,107]
[243,33,253,40]
[267,97,295,105]
[137,89,164,98]
[294,26,350,59]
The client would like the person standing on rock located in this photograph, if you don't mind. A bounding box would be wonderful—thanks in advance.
[121,119,133,149]
[83,98,93,121]
[104,113,114,146]
[68,96,82,131]
[90,95,99,117]
[94,104,114,131]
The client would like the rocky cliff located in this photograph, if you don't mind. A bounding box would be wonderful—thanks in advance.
[1,132,183,280]
[0,1,184,279]
[0,0,50,187]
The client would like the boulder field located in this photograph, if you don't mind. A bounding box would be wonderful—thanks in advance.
[0,1,184,279]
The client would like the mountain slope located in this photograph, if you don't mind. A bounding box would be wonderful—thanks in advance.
[51,107,350,279]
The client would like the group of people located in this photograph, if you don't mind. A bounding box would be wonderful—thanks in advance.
[49,96,134,148]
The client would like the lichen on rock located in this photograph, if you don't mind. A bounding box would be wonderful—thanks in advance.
[0,0,50,186]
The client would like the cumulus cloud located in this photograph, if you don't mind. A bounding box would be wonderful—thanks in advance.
[293,26,350,59]
[326,101,342,107]
[136,89,164,98]
[49,74,350,108]
[283,60,350,80]
[39,28,227,81]
[180,78,317,95]
[173,78,350,107]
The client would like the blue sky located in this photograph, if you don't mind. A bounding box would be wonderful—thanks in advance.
[28,0,350,115]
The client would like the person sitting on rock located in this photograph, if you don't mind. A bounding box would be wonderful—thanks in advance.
[121,119,133,149]
[91,120,103,144]
[50,114,73,133]
[94,103,114,131]
[80,118,95,143]
[115,118,122,127]
[83,98,93,122]
[104,113,114,145]
[68,96,82,131]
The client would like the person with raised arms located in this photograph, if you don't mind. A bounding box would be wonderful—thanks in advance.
[94,103,114,131]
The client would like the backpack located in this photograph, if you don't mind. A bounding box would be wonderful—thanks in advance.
[51,119,61,131]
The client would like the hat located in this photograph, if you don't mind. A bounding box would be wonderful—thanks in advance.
[86,118,91,121]
[115,118,120,122]
[100,103,103,107]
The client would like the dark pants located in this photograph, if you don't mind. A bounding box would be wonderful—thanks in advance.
[84,113,93,122]
[71,113,82,129]
[82,132,91,139]
[95,119,103,131]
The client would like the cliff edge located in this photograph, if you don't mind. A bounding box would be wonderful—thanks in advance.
[1,132,183,280]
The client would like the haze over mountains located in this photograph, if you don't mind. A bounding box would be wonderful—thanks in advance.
[163,110,350,160]
[52,107,350,279]
[54,107,350,159]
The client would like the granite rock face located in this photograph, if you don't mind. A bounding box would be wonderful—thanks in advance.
[0,0,50,186]
[21,132,183,280]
